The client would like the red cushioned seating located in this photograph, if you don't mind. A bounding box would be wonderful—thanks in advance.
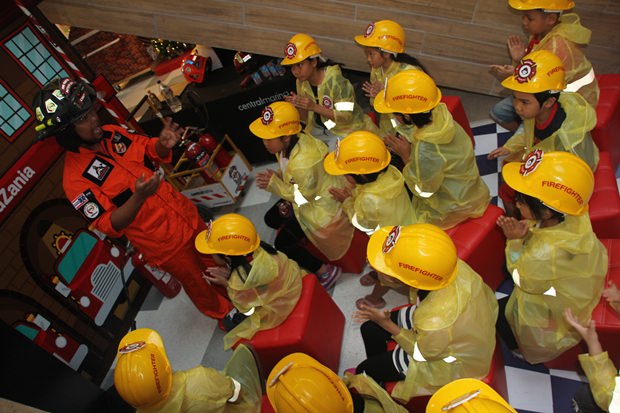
[381,305,507,412]
[592,74,620,171]
[441,95,475,147]
[445,204,507,290]
[544,239,620,371]
[233,274,345,374]
[589,152,620,239]
[305,228,369,274]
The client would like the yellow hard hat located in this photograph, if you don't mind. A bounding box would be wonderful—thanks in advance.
[249,101,302,140]
[373,69,442,114]
[502,150,593,216]
[427,378,517,413]
[114,328,173,410]
[354,20,406,54]
[367,224,458,290]
[508,0,575,11]
[501,50,566,94]
[324,131,391,175]
[281,33,322,66]
[267,353,353,413]
[195,213,261,256]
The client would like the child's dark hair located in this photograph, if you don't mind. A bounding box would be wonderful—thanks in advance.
[515,191,565,222]
[398,111,433,128]
[226,241,278,282]
[349,164,389,184]
[533,90,561,107]
[394,53,429,75]
[283,134,300,158]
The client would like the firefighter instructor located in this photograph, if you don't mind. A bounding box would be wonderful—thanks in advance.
[33,77,233,320]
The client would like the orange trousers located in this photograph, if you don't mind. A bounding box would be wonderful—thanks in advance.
[159,222,232,319]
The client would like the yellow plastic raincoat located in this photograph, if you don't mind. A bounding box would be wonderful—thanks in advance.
[368,62,418,137]
[141,345,261,413]
[396,103,490,229]
[344,373,409,413]
[341,165,414,234]
[223,247,305,350]
[390,260,498,402]
[297,65,378,136]
[532,13,599,108]
[267,132,355,260]
[502,92,599,170]
[505,214,608,364]
[579,352,618,411]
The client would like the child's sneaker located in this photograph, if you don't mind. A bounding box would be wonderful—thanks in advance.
[219,307,248,332]
[318,264,342,290]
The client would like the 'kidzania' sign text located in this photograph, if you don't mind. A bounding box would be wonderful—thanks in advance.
[0,138,64,225]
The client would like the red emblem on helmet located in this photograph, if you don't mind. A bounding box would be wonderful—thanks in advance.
[382,225,401,254]
[515,59,537,84]
[322,95,333,109]
[364,22,376,38]
[285,42,297,59]
[520,149,543,176]
[261,106,274,125]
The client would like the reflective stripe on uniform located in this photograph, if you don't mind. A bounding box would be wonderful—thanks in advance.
[564,68,595,93]
[334,101,354,111]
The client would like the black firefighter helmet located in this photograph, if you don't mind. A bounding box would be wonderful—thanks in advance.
[33,77,97,140]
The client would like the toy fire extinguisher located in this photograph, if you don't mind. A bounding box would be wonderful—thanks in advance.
[198,133,232,168]
[132,253,182,298]
[185,141,215,183]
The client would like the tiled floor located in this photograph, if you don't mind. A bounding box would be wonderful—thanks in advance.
[105,80,620,412]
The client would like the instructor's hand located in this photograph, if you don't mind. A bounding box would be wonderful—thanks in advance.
[159,117,183,149]
[135,173,161,200]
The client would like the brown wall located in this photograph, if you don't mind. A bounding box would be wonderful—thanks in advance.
[38,0,620,96]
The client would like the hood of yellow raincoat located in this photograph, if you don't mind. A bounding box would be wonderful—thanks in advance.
[396,103,454,145]
[354,166,406,200]
[554,92,597,148]
[414,260,472,331]
[553,13,592,45]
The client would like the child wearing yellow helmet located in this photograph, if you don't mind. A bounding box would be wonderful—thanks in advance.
[267,353,408,413]
[281,33,377,142]
[324,131,414,310]
[489,0,598,132]
[495,151,607,365]
[352,224,498,402]
[195,213,305,349]
[114,329,262,412]
[374,70,490,230]
[564,307,620,413]
[488,50,599,217]
[250,101,356,289]
[353,20,428,138]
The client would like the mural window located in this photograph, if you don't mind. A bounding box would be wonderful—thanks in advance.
[0,80,33,141]
[3,26,69,86]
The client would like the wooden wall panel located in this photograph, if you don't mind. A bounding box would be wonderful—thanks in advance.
[349,0,478,22]
[38,0,620,96]
[238,0,355,19]
[422,34,507,66]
